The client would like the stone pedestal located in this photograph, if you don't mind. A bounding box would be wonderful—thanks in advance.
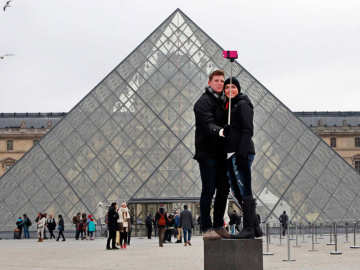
[204,239,263,270]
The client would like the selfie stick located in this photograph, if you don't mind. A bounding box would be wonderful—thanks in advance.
[222,51,238,125]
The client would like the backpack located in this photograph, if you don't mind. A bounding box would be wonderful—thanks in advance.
[27,218,32,227]
[158,213,166,226]
[72,216,77,225]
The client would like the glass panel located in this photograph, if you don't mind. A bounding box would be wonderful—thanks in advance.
[20,173,43,199]
[99,144,119,167]
[265,141,288,166]
[5,188,28,213]
[286,117,305,139]
[128,50,146,70]
[111,157,131,182]
[148,70,167,90]
[49,144,72,169]
[323,198,346,221]
[88,131,107,153]
[252,129,274,154]
[100,118,120,142]
[133,157,155,181]
[44,172,68,198]
[111,132,132,155]
[76,118,98,142]
[121,171,143,197]
[332,183,356,209]
[159,60,178,79]
[289,141,311,165]
[318,169,341,194]
[303,154,326,179]
[158,130,179,152]
[244,82,267,107]
[74,144,95,169]
[259,93,279,114]
[262,117,283,140]
[116,59,135,80]
[313,141,334,166]
[79,94,99,117]
[59,160,82,183]
[253,105,270,127]
[292,168,317,196]
[93,84,112,103]
[237,71,254,92]
[253,155,277,181]
[272,106,291,127]
[308,183,331,209]
[34,158,58,182]
[62,130,85,156]
[171,116,191,139]
[89,105,111,129]
[122,144,144,168]
[66,106,87,128]
[298,129,319,152]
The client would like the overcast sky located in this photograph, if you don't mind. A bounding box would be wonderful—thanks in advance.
[1,0,359,113]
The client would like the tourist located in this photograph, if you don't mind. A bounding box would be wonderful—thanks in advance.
[37,213,46,242]
[80,213,87,240]
[47,214,56,239]
[223,77,262,239]
[145,213,153,239]
[106,202,119,250]
[174,210,182,243]
[180,205,193,246]
[56,214,66,241]
[15,216,24,239]
[155,205,168,247]
[279,211,289,236]
[88,215,96,240]
[72,212,81,240]
[118,201,130,249]
[193,69,231,239]
[22,214,31,239]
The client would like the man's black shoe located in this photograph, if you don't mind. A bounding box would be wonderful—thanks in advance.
[112,247,119,250]
[106,247,111,250]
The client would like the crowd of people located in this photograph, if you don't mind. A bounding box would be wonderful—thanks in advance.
[14,212,97,242]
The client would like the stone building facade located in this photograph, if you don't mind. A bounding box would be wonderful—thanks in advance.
[295,112,360,174]
[0,113,65,177]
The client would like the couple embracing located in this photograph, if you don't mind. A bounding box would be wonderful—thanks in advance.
[194,70,262,240]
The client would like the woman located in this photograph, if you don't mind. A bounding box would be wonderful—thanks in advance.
[118,201,130,248]
[56,215,66,241]
[223,77,262,239]
[37,213,46,242]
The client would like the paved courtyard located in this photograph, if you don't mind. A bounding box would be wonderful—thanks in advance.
[0,235,360,270]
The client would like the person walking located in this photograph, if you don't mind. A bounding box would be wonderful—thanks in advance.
[174,210,182,243]
[22,214,31,239]
[223,77,262,239]
[47,214,56,239]
[193,70,231,240]
[106,202,119,250]
[155,205,168,247]
[56,215,66,241]
[37,213,46,242]
[145,213,153,239]
[279,211,289,236]
[180,205,194,246]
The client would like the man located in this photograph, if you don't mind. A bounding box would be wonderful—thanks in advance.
[279,211,289,236]
[72,213,81,240]
[155,205,168,247]
[194,69,231,240]
[22,214,31,239]
[106,202,119,250]
[46,214,56,239]
[180,205,194,246]
[145,213,153,239]
[229,210,239,235]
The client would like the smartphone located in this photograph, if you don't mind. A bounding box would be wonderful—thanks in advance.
[222,50,238,60]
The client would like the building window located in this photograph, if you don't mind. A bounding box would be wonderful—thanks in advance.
[355,161,360,174]
[7,140,13,151]
[355,137,360,147]
[33,139,39,145]
[330,137,336,148]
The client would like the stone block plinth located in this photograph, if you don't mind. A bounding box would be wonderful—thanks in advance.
[204,238,263,270]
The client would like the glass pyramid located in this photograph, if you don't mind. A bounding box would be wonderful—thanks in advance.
[1,9,360,228]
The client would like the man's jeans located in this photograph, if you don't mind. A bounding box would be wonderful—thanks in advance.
[23,226,30,239]
[183,228,192,243]
[198,158,229,232]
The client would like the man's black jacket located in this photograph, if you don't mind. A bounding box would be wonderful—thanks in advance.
[194,87,227,161]
[107,206,119,230]
[225,93,255,158]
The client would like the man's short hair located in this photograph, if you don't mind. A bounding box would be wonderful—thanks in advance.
[208,70,224,81]
[184,205,188,210]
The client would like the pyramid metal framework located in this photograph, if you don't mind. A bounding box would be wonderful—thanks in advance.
[1,9,360,228]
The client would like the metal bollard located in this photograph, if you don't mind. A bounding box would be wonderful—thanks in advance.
[327,223,335,245]
[350,221,360,249]
[282,225,295,262]
[345,222,349,243]
[294,223,301,247]
[308,223,318,252]
[301,223,306,243]
[315,223,319,244]
[330,222,342,255]
[318,223,324,239]
[263,223,274,256]
[279,223,282,246]
[290,223,295,240]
